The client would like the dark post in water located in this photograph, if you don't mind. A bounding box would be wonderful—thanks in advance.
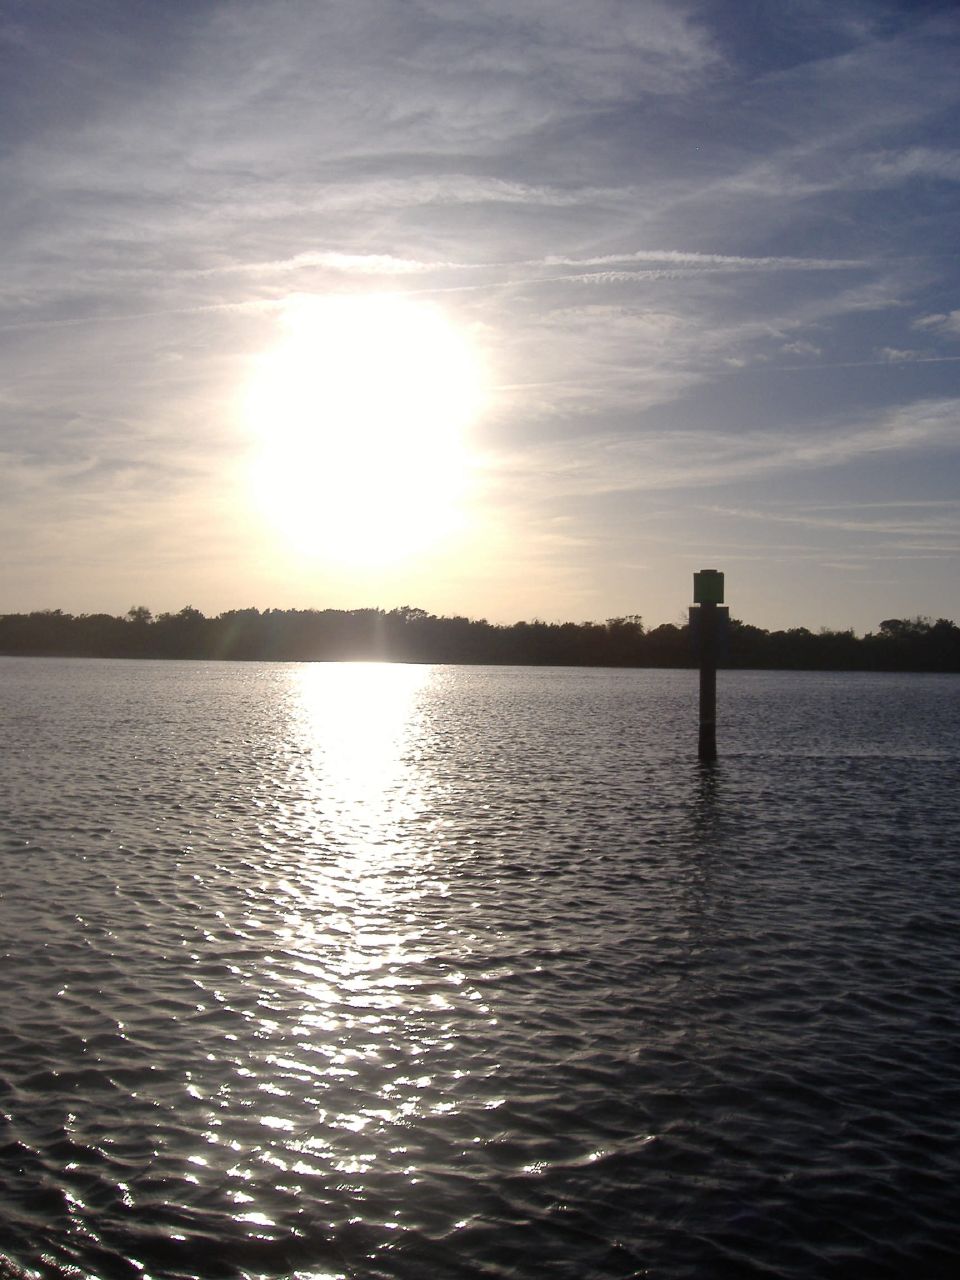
[692,569,725,762]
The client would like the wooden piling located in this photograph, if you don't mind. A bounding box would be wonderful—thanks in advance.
[693,570,724,763]
[698,600,718,762]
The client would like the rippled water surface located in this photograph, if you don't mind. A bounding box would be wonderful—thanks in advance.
[1,659,959,1279]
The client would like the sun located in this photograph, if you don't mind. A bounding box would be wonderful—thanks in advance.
[243,293,487,565]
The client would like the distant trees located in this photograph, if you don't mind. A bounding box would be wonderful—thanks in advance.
[871,616,960,672]
[0,606,957,671]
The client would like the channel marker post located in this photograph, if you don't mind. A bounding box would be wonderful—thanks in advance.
[691,569,728,762]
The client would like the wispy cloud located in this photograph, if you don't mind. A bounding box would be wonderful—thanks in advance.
[703,500,960,540]
[493,398,960,498]
[538,250,866,271]
[914,311,960,338]
[879,347,925,363]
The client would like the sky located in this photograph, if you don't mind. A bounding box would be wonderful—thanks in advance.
[1,0,959,633]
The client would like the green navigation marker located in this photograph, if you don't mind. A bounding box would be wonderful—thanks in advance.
[693,569,724,605]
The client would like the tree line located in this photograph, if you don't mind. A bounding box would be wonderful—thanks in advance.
[0,605,958,671]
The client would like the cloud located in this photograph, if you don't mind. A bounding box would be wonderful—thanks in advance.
[202,251,452,278]
[780,340,822,358]
[703,500,960,541]
[879,347,924,362]
[491,397,960,500]
[538,250,864,271]
[858,146,960,184]
[407,0,720,99]
[914,311,960,338]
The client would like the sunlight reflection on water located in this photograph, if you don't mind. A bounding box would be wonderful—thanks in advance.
[247,662,487,1198]
[293,663,430,815]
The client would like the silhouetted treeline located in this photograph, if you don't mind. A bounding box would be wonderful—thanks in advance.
[1,606,958,671]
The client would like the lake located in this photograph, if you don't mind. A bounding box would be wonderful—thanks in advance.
[1,659,959,1279]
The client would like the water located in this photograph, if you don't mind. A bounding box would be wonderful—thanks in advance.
[1,659,959,1279]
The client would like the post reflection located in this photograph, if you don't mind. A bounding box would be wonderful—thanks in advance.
[691,759,722,845]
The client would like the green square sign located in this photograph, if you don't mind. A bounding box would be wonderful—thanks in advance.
[694,569,724,604]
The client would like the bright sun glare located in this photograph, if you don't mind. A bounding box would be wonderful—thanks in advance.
[244,294,487,565]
